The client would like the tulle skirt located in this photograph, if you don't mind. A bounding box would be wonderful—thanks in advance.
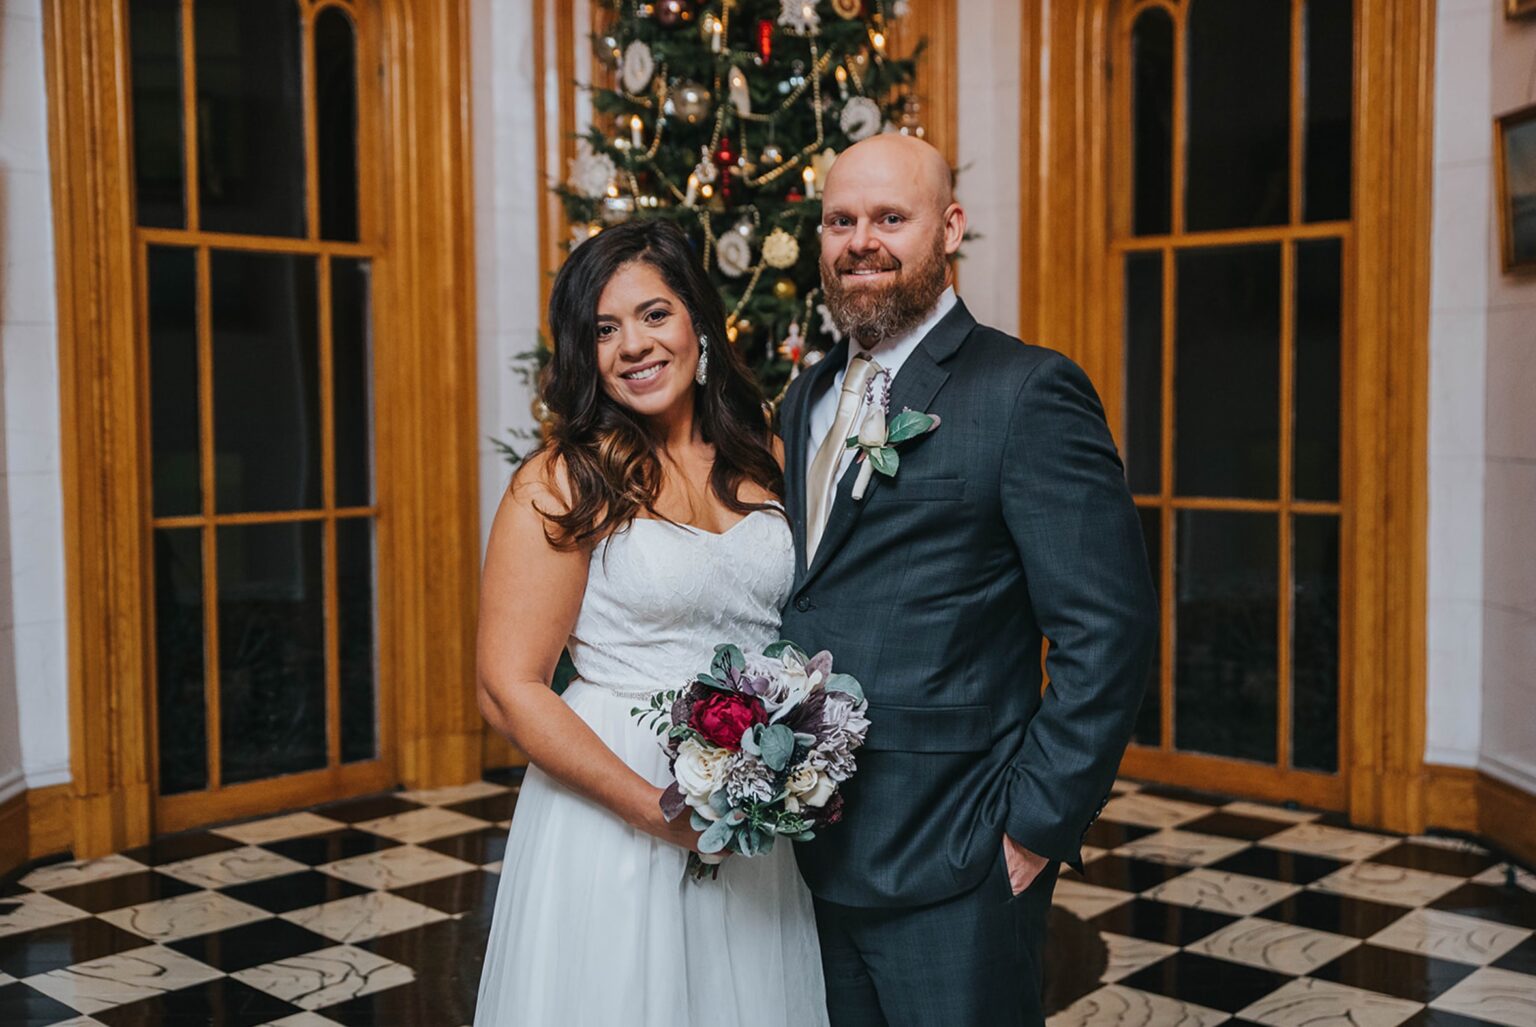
[474,681,829,1026]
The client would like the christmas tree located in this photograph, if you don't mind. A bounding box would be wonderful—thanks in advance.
[560,0,925,402]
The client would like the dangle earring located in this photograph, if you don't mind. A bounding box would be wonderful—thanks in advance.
[695,334,709,385]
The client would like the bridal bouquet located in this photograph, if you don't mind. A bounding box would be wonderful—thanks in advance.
[632,641,870,880]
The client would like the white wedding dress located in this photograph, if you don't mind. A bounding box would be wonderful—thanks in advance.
[475,508,829,1026]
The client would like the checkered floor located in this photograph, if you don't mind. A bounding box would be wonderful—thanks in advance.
[1,775,1532,1026]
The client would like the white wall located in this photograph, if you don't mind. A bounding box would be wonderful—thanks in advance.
[0,0,70,797]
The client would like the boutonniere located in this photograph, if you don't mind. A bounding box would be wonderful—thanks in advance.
[845,404,942,501]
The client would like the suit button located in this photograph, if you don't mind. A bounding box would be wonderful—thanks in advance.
[795,597,812,612]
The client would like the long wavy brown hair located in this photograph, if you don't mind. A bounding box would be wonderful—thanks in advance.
[530,220,783,549]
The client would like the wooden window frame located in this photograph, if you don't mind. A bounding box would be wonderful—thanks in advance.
[46,0,483,856]
[1019,0,1433,832]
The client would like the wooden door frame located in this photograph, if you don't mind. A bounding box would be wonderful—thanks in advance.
[45,0,483,858]
[1019,0,1434,832]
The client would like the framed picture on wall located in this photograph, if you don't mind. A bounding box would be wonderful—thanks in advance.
[1508,0,1536,19]
[1496,103,1536,273]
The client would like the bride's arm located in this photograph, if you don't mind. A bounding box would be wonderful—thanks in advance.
[476,454,701,852]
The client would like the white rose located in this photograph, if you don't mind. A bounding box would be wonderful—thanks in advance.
[857,404,886,448]
[787,765,837,809]
[673,738,728,819]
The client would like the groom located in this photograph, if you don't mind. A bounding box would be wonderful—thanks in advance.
[779,135,1157,1025]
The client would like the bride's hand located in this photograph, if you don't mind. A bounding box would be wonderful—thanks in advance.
[636,788,714,854]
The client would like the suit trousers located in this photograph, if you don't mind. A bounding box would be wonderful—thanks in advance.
[814,852,1060,1027]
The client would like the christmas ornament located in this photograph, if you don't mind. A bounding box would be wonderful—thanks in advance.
[778,322,805,362]
[759,142,784,166]
[621,40,656,94]
[692,146,719,186]
[812,147,838,184]
[840,96,881,141]
[762,227,800,268]
[716,231,752,277]
[600,192,637,223]
[757,18,774,62]
[732,217,756,241]
[777,0,820,36]
[892,0,911,17]
[655,0,694,28]
[568,144,617,199]
[714,135,738,202]
[832,0,863,19]
[593,32,622,68]
[773,276,798,300]
[728,66,751,116]
[702,13,725,53]
[670,80,712,123]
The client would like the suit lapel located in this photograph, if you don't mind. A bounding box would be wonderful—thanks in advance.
[786,340,847,584]
[798,301,976,591]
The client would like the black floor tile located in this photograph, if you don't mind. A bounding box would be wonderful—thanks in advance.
[362,913,493,969]
[444,791,519,822]
[1081,820,1157,850]
[1180,811,1293,842]
[1369,841,1499,878]
[322,978,474,1026]
[1207,845,1347,885]
[1257,888,1410,938]
[1430,881,1536,930]
[1116,950,1290,1013]
[1088,897,1238,947]
[0,981,82,1027]
[421,825,507,866]
[94,977,301,1026]
[167,917,334,973]
[482,766,525,786]
[1068,854,1186,893]
[1400,1008,1508,1027]
[43,869,202,914]
[1129,783,1227,808]
[1310,943,1476,1004]
[0,917,147,977]
[390,869,499,917]
[119,831,244,867]
[316,794,427,824]
[262,828,401,866]
[219,868,370,914]
[1492,935,1536,976]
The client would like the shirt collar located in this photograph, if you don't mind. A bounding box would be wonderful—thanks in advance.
[846,286,958,380]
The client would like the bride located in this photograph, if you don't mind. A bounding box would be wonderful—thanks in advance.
[474,220,827,1025]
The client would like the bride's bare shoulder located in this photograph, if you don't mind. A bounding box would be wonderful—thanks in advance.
[506,449,576,516]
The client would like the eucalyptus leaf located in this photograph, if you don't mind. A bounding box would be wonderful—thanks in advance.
[708,789,733,817]
[758,723,796,772]
[725,808,747,826]
[885,409,937,443]
[660,782,688,821]
[690,811,711,832]
[711,644,745,681]
[824,673,866,702]
[762,640,803,660]
[698,816,734,854]
[740,724,762,756]
[695,673,731,692]
[869,446,899,477]
[793,830,816,843]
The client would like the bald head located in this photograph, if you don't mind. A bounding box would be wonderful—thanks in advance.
[822,134,954,214]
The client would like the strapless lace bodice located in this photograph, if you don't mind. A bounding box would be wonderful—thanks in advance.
[568,509,794,698]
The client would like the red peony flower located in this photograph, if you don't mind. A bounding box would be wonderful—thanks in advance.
[690,691,768,751]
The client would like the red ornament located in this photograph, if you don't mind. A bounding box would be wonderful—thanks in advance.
[757,18,774,62]
[714,135,737,201]
[785,189,804,202]
[655,0,694,28]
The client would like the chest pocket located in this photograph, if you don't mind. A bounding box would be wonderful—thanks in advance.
[882,475,967,503]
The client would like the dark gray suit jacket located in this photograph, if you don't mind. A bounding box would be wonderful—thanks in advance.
[780,300,1157,908]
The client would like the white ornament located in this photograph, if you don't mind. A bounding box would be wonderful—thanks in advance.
[762,227,800,269]
[811,147,838,184]
[892,0,912,17]
[568,143,616,199]
[621,40,656,95]
[728,65,751,117]
[716,231,753,278]
[777,0,821,35]
[840,96,881,141]
[692,146,718,185]
[817,302,843,343]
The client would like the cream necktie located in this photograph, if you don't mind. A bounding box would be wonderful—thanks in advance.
[806,354,880,560]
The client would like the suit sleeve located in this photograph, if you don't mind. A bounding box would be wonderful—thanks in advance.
[999,353,1158,868]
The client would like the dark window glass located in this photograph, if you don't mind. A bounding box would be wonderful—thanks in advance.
[1174,510,1278,763]
[1293,515,1340,772]
[130,0,186,228]
[1133,505,1162,747]
[1295,239,1342,502]
[316,8,360,241]
[1304,0,1353,222]
[1175,245,1281,499]
[1131,8,1174,236]
[217,521,327,785]
[1124,253,1162,495]
[338,518,378,763]
[333,258,374,507]
[211,250,320,513]
[149,247,201,516]
[195,0,306,236]
[155,528,207,795]
[1185,0,1291,231]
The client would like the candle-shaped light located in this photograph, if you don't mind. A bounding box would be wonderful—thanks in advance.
[870,30,887,54]
[802,165,816,199]
[630,115,643,148]
[834,64,849,100]
[685,173,699,206]
[705,13,723,53]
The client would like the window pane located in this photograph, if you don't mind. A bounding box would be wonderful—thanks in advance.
[1174,510,1278,764]
[218,521,327,785]
[195,0,306,236]
[316,8,361,241]
[1131,8,1174,236]
[211,250,321,513]
[1175,245,1281,499]
[149,246,201,517]
[1294,239,1342,501]
[1293,515,1340,773]
[1133,505,1162,747]
[130,0,186,229]
[1304,0,1353,222]
[1124,252,1162,495]
[338,518,378,763]
[333,258,374,507]
[155,528,207,795]
[1185,0,1291,231]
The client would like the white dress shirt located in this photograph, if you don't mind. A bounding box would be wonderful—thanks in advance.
[805,286,958,481]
